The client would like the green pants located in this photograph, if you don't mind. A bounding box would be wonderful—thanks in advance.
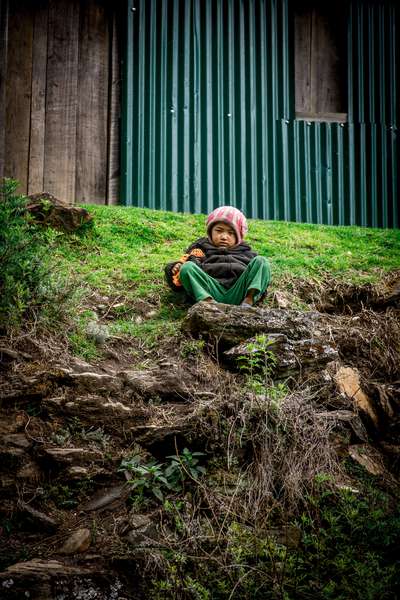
[179,256,271,304]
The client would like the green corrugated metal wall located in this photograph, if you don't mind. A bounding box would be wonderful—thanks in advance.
[121,0,399,227]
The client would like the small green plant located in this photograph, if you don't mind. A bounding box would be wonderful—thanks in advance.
[163,499,186,534]
[120,449,206,504]
[180,338,206,358]
[78,426,110,449]
[122,458,171,502]
[50,427,71,446]
[237,334,277,393]
[165,448,206,490]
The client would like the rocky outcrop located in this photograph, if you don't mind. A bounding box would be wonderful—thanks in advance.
[184,302,327,346]
[184,302,338,378]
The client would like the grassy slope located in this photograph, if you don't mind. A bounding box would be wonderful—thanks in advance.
[55,205,400,353]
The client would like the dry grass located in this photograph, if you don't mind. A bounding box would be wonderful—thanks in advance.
[244,390,340,519]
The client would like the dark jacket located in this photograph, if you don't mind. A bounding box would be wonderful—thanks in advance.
[165,237,257,292]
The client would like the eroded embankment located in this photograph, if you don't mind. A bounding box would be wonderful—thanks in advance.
[0,275,399,599]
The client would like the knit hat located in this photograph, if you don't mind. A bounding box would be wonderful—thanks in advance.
[206,206,248,244]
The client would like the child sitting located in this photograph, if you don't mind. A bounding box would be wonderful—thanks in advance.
[165,206,270,307]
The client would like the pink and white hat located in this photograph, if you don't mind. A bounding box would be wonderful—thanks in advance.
[206,206,248,244]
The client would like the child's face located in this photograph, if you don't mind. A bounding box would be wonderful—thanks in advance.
[210,222,237,247]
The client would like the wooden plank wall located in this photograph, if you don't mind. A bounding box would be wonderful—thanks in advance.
[294,1,347,119]
[0,0,9,182]
[0,0,121,205]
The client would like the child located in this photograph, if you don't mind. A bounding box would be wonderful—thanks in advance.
[165,206,270,307]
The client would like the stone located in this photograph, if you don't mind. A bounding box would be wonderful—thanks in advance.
[316,409,368,442]
[272,291,291,309]
[66,466,90,479]
[0,347,29,362]
[68,357,99,373]
[184,302,327,347]
[67,372,122,393]
[348,445,385,476]
[85,321,110,346]
[0,559,124,600]
[59,528,91,554]
[26,192,93,232]
[128,424,187,446]
[125,513,160,547]
[335,366,379,428]
[2,433,31,449]
[0,446,26,468]
[82,485,129,511]
[17,501,58,532]
[121,367,194,401]
[39,447,103,466]
[379,442,400,456]
[1,558,89,577]
[43,394,136,426]
[368,382,396,419]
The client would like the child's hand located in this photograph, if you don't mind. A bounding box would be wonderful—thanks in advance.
[171,262,182,276]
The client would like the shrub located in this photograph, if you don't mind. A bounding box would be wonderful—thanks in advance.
[0,179,67,331]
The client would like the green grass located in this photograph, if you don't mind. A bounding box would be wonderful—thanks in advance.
[53,205,400,353]
[57,205,400,289]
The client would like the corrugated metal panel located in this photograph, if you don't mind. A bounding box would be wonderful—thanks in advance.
[348,1,399,227]
[121,0,398,228]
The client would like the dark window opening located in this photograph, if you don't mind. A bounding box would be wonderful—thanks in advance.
[294,1,348,122]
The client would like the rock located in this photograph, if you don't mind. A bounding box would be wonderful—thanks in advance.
[26,192,93,232]
[184,302,326,347]
[125,513,161,547]
[67,466,90,479]
[44,395,136,425]
[67,372,122,393]
[272,291,291,309]
[129,513,153,530]
[0,559,124,600]
[334,367,379,428]
[85,321,110,346]
[39,447,103,466]
[82,485,129,512]
[68,357,99,373]
[367,382,397,419]
[59,528,91,554]
[348,444,385,476]
[1,558,90,577]
[17,501,58,532]
[128,424,188,446]
[0,347,31,363]
[121,366,196,401]
[2,433,31,449]
[317,409,368,442]
[224,333,338,377]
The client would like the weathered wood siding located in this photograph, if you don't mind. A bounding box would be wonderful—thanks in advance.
[0,0,121,205]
